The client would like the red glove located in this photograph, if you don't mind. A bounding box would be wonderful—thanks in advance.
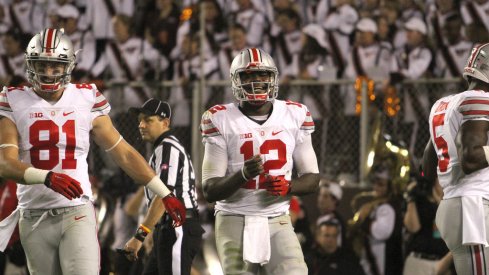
[265,175,291,196]
[44,172,83,200]
[162,193,186,227]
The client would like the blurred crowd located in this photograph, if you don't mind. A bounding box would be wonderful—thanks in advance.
[2,0,485,86]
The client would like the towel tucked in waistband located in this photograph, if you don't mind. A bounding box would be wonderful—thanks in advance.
[243,216,271,266]
[462,196,488,247]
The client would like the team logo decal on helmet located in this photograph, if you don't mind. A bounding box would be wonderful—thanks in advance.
[25,28,77,93]
[230,48,279,104]
[463,42,489,83]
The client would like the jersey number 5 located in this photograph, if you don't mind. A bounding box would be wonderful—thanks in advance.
[29,120,77,170]
[240,139,287,189]
[431,113,450,172]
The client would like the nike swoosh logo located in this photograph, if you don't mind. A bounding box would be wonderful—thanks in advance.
[272,130,283,136]
[63,111,74,116]
[74,215,86,221]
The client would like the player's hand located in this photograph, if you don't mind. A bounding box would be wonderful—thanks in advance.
[264,174,291,196]
[123,237,143,262]
[44,172,83,200]
[162,193,186,227]
[242,155,264,180]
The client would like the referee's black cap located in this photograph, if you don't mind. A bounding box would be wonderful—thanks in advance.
[129,98,171,119]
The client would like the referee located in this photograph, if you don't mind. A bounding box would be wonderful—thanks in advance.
[123,98,204,275]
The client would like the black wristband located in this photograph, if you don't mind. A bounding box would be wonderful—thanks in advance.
[134,232,145,242]
[134,227,148,242]
[44,171,53,188]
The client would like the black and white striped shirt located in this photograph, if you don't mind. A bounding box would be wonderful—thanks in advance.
[144,131,198,210]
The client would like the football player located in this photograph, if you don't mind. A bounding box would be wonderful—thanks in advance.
[200,48,320,274]
[424,42,489,275]
[0,28,186,274]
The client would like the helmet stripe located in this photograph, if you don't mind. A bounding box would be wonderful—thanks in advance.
[467,43,489,68]
[250,48,260,63]
[44,29,56,53]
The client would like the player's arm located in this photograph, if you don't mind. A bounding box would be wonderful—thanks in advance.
[289,134,320,195]
[422,140,438,183]
[92,115,186,226]
[0,116,83,199]
[202,142,263,203]
[0,116,30,181]
[92,115,160,186]
[459,120,489,174]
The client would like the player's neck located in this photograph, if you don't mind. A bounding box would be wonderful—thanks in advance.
[34,88,65,103]
[469,80,489,92]
[239,101,273,116]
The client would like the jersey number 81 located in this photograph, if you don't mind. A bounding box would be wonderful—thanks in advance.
[29,120,77,170]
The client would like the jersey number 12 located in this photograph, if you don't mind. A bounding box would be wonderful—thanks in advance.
[240,139,287,189]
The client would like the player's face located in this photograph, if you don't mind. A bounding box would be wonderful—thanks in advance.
[239,70,273,106]
[33,61,67,83]
[138,114,168,143]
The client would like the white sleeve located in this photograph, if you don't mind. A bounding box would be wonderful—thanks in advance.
[293,134,319,176]
[370,204,395,241]
[202,141,228,183]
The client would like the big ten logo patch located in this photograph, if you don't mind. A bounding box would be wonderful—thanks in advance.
[29,112,43,118]
[240,133,253,139]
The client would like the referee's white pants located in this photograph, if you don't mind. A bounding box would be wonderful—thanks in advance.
[436,197,489,275]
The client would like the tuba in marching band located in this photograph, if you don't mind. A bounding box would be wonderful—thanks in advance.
[347,109,411,256]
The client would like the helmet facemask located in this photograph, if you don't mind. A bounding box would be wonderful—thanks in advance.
[233,69,277,105]
[26,58,73,93]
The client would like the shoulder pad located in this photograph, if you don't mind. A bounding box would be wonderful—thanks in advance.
[201,108,222,138]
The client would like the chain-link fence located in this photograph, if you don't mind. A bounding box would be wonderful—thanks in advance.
[88,78,465,186]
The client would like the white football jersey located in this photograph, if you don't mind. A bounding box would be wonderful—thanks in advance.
[0,83,110,209]
[201,99,315,216]
[428,90,489,199]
